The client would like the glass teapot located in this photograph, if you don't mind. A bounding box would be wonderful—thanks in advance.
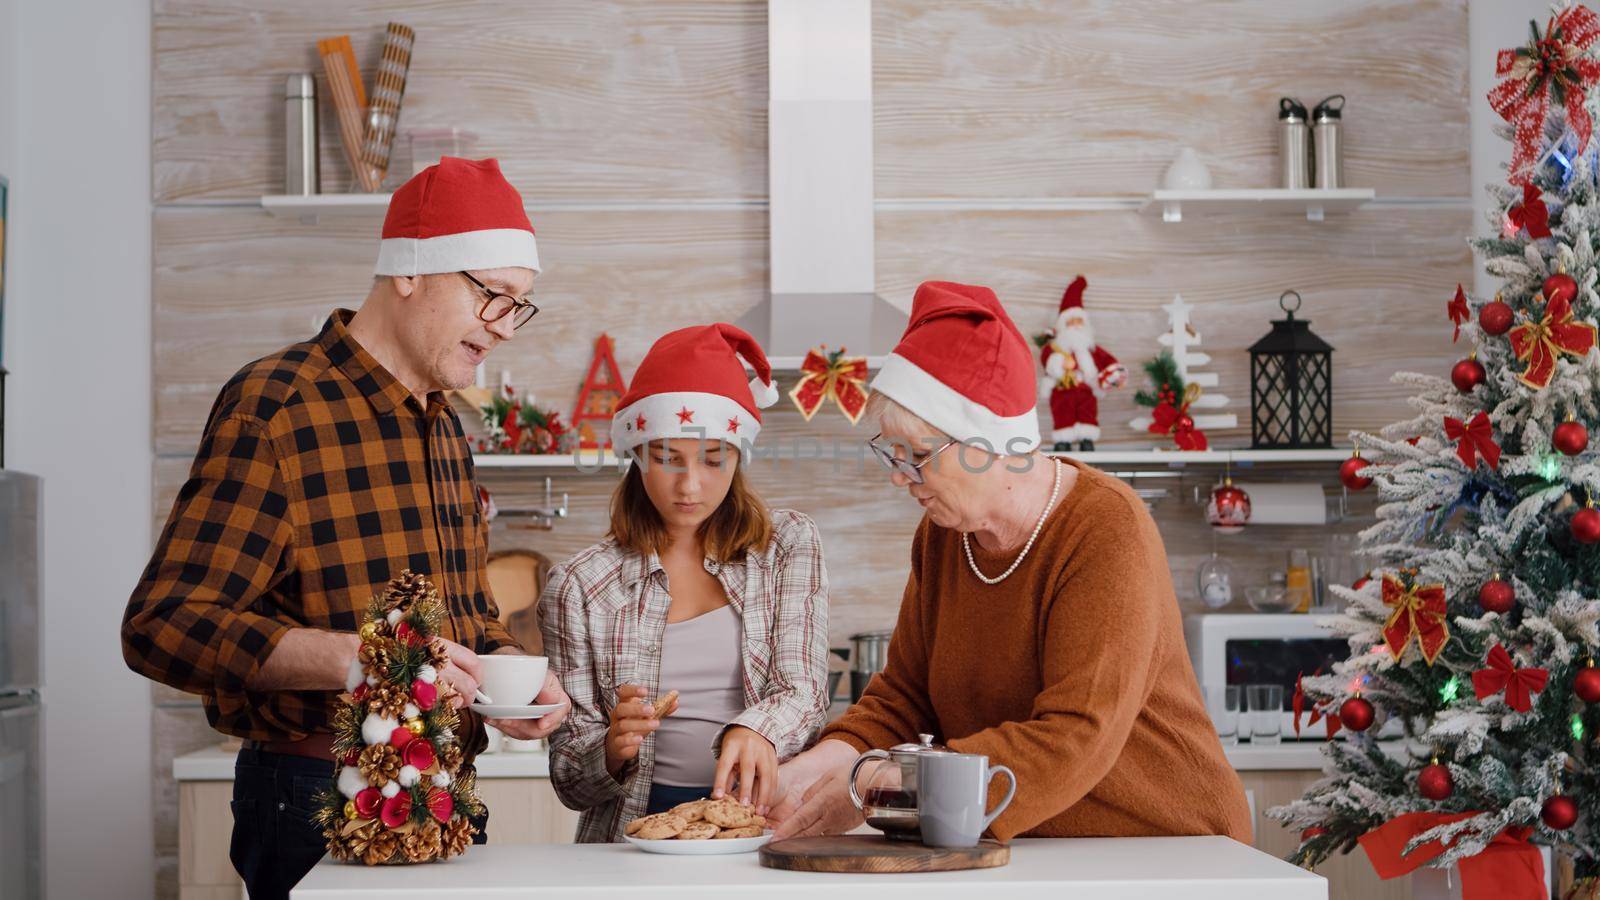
[847,734,951,841]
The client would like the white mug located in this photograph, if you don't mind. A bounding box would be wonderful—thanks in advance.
[476,655,548,706]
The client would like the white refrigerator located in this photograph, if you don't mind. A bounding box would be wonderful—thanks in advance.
[0,471,42,898]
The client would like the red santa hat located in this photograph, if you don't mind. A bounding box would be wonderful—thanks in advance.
[1059,275,1087,313]
[612,323,779,458]
[869,281,1041,455]
[374,157,541,277]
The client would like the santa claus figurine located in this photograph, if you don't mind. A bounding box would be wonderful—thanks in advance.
[1039,275,1126,451]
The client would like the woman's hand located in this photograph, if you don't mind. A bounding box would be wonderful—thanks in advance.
[605,684,666,780]
[713,726,777,814]
[769,739,865,839]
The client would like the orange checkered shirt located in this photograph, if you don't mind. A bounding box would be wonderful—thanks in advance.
[122,310,520,740]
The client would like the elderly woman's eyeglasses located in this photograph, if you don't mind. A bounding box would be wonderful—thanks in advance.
[460,271,539,329]
[867,433,957,485]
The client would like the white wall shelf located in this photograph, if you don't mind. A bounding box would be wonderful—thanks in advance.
[1140,188,1376,223]
[473,450,623,470]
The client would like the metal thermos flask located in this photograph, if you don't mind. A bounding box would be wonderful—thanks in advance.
[1278,97,1312,189]
[285,73,319,195]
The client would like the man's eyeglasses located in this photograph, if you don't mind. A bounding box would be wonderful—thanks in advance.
[460,271,539,330]
[867,432,957,485]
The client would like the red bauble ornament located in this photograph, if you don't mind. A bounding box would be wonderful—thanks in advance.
[1544,271,1579,308]
[1339,695,1375,732]
[1542,795,1579,830]
[380,792,413,829]
[403,737,437,772]
[1555,419,1589,457]
[1479,300,1515,336]
[1451,357,1487,393]
[389,726,416,748]
[1339,453,1373,491]
[427,787,455,824]
[1206,479,1252,534]
[1418,762,1454,801]
[1576,665,1600,704]
[1477,575,1515,614]
[1573,507,1600,544]
[1300,826,1328,841]
[353,786,382,820]
[411,679,438,712]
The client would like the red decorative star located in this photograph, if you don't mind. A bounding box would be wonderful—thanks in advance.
[676,407,695,424]
[635,413,647,431]
[727,417,741,433]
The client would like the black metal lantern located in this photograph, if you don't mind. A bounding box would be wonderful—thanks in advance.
[1249,291,1334,449]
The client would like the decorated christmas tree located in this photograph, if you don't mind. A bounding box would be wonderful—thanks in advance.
[1268,7,1600,895]
[314,571,484,865]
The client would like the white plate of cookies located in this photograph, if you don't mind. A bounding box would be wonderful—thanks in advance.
[623,797,771,855]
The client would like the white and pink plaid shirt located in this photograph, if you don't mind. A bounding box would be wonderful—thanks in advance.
[538,508,831,843]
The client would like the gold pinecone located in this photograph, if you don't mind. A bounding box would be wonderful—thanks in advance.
[324,826,353,862]
[358,744,402,786]
[344,821,381,861]
[363,830,401,866]
[385,570,433,610]
[366,683,409,721]
[358,640,394,680]
[402,819,444,862]
[442,816,475,858]
[427,641,450,670]
[437,743,464,773]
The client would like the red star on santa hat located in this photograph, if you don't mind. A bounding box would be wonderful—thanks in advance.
[727,417,741,433]
[676,407,695,424]
[635,413,647,431]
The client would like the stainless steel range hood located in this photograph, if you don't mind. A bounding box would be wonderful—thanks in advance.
[736,0,905,368]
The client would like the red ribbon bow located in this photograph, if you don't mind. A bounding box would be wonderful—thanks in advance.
[1448,284,1470,343]
[1361,812,1545,900]
[1148,384,1208,450]
[1489,6,1600,185]
[1444,412,1501,470]
[1472,643,1549,713]
[1507,292,1598,389]
[1382,575,1449,665]
[1505,183,1552,240]
[789,346,870,424]
[1291,671,1342,740]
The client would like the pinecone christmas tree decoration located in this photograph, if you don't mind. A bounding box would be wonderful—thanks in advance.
[314,571,483,865]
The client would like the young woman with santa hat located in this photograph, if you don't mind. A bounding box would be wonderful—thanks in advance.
[539,323,831,842]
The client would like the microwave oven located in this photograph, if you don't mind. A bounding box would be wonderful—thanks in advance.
[1184,613,1392,741]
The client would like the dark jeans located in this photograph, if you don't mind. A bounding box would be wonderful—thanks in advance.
[230,748,489,900]
[645,782,714,816]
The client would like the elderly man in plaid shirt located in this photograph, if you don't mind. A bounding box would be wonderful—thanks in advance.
[121,158,569,900]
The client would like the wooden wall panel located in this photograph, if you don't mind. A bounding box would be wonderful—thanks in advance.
[872,0,1470,198]
[153,0,767,201]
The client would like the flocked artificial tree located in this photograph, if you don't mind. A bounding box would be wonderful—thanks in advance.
[1267,6,1600,896]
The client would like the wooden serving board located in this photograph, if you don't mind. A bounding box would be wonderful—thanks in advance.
[759,835,1009,873]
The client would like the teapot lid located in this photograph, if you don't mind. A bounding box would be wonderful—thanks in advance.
[888,733,952,755]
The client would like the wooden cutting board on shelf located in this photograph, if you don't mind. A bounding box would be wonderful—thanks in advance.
[759,835,1009,873]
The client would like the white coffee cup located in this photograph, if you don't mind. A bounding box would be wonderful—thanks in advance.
[476,655,548,706]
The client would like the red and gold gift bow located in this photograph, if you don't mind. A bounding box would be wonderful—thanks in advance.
[788,346,870,424]
[1444,412,1502,470]
[1381,574,1449,665]
[1472,643,1549,713]
[1489,6,1600,185]
[1507,291,1598,389]
[1505,183,1552,240]
[1448,284,1470,343]
[1147,383,1208,450]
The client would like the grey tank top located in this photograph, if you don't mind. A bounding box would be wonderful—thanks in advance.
[651,604,745,787]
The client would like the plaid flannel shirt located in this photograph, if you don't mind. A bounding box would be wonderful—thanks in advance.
[122,310,520,741]
[539,509,830,842]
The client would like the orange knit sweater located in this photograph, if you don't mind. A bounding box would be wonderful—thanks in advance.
[822,460,1252,843]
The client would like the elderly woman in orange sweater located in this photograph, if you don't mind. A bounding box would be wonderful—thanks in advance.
[769,281,1251,843]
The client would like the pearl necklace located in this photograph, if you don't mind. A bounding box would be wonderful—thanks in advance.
[962,459,1062,585]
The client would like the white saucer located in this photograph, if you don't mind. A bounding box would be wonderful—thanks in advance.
[625,832,772,855]
[470,702,563,719]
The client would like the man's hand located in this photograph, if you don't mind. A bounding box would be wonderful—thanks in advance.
[431,637,483,710]
[712,726,777,814]
[487,670,571,740]
[769,739,864,840]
